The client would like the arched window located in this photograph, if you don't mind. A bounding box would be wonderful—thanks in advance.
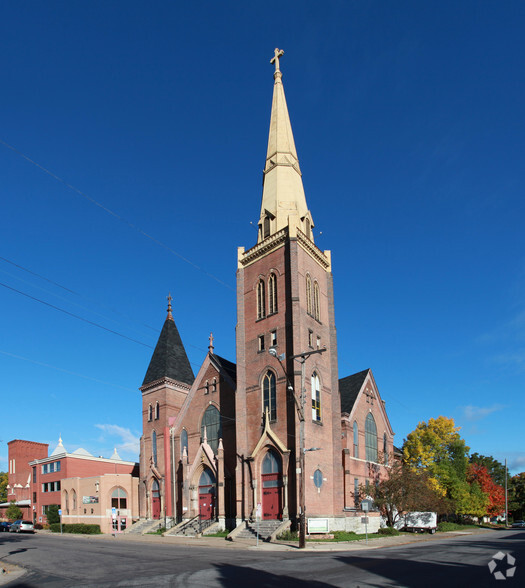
[257,279,266,320]
[268,273,278,315]
[311,372,321,422]
[111,487,127,509]
[306,275,312,316]
[199,468,216,494]
[148,404,153,421]
[365,413,378,463]
[383,433,388,465]
[181,429,188,456]
[152,430,158,467]
[313,281,320,321]
[262,371,277,421]
[353,421,359,459]
[262,450,281,475]
[71,489,77,511]
[201,405,221,454]
[263,215,271,239]
[155,401,160,420]
[64,490,69,515]
[305,217,311,238]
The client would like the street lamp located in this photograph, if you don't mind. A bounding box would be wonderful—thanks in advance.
[269,345,327,548]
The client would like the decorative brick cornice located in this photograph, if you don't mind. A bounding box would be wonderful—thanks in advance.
[296,229,330,270]
[239,228,288,267]
[140,377,192,394]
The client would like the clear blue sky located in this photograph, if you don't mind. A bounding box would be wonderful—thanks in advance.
[1,1,523,474]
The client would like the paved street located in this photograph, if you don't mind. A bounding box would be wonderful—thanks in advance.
[0,528,523,587]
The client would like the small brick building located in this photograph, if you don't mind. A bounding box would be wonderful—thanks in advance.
[1,438,139,532]
[139,51,394,534]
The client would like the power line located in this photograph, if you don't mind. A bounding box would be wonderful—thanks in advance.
[0,138,234,291]
[0,349,137,392]
[0,281,153,349]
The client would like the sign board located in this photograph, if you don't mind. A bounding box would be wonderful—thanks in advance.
[83,496,99,504]
[256,502,262,519]
[361,500,372,512]
[58,509,62,516]
[307,518,329,534]
[112,507,116,514]
[361,517,369,524]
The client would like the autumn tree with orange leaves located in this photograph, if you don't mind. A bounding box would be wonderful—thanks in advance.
[467,463,505,517]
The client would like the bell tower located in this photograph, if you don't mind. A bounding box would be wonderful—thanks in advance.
[235,50,343,527]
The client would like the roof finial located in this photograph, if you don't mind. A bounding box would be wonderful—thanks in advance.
[208,332,214,354]
[270,48,284,79]
[166,292,173,320]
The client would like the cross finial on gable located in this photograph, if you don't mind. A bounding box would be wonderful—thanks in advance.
[270,48,284,74]
[208,331,214,354]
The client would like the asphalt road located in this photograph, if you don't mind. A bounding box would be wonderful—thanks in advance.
[1,529,523,587]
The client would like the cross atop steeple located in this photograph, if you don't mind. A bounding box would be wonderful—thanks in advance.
[166,292,173,320]
[208,332,214,354]
[270,48,284,74]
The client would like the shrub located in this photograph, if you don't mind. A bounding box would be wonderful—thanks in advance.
[437,522,463,532]
[377,526,401,536]
[34,523,44,530]
[277,530,298,541]
[46,504,60,525]
[49,523,101,534]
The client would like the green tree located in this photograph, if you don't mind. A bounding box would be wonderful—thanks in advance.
[509,473,525,520]
[46,504,61,525]
[403,416,472,515]
[6,501,23,521]
[0,472,7,502]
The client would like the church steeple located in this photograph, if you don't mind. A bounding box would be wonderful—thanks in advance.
[142,296,194,387]
[258,48,314,244]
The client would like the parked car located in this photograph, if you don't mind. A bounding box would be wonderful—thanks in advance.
[0,521,12,532]
[511,520,525,528]
[9,520,35,533]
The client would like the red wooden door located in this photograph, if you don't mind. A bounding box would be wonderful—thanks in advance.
[262,473,282,520]
[199,492,214,520]
[152,496,161,519]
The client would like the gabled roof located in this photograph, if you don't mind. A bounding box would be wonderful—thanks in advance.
[142,315,195,387]
[210,354,237,384]
[339,368,370,414]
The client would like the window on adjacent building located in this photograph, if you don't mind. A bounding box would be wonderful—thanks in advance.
[148,404,153,422]
[353,421,359,459]
[258,334,265,352]
[111,488,127,510]
[308,329,313,348]
[262,370,277,421]
[152,430,158,467]
[257,279,266,320]
[33,492,36,503]
[32,467,36,483]
[306,275,312,316]
[365,413,378,463]
[316,336,321,349]
[313,281,320,321]
[64,490,69,515]
[42,464,48,474]
[268,273,278,315]
[270,330,277,347]
[71,489,77,511]
[311,372,321,422]
[201,405,221,454]
[155,401,160,420]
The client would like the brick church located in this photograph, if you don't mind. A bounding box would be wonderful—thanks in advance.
[138,50,395,535]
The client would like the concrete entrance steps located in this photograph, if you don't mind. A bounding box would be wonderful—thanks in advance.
[124,519,162,535]
[231,519,289,542]
[166,516,217,537]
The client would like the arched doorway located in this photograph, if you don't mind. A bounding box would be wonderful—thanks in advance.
[151,479,161,519]
[198,468,216,521]
[262,449,283,520]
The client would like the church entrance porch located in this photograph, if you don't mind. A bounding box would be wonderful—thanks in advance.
[151,479,161,519]
[198,468,216,521]
[261,450,283,520]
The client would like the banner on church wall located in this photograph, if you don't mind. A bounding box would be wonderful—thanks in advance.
[83,496,99,504]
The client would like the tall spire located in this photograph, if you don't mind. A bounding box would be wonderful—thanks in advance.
[258,48,314,244]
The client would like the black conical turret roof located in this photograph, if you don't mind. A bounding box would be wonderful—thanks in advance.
[142,314,195,387]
